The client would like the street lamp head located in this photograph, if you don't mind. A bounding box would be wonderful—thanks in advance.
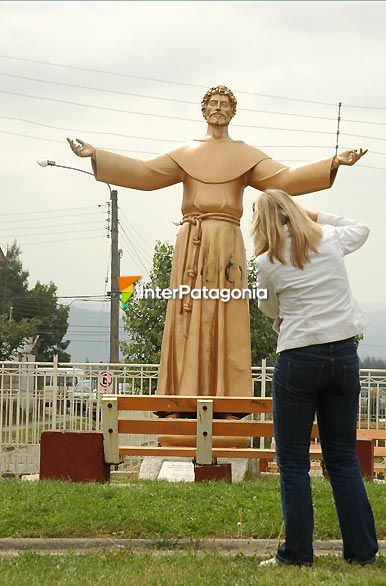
[37,160,56,167]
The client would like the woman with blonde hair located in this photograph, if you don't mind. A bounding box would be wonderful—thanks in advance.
[251,189,378,567]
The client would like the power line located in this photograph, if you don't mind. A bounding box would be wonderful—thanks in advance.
[118,223,151,276]
[358,165,386,171]
[0,89,201,121]
[64,339,112,343]
[5,73,386,127]
[0,115,185,143]
[1,114,351,147]
[67,324,112,329]
[10,294,109,300]
[3,215,105,226]
[2,123,386,170]
[1,219,106,230]
[3,227,105,238]
[4,53,386,111]
[0,72,344,123]
[2,204,104,217]
[0,54,339,106]
[0,89,338,135]
[35,329,126,335]
[0,71,200,105]
[4,110,386,151]
[341,132,386,143]
[0,128,335,158]
[16,235,106,246]
[0,130,159,154]
[118,213,153,260]
[4,126,386,159]
[0,125,339,153]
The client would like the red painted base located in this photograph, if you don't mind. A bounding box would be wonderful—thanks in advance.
[322,439,374,481]
[356,439,374,480]
[194,462,232,483]
[40,431,110,483]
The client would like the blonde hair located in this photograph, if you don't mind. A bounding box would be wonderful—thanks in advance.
[250,189,323,269]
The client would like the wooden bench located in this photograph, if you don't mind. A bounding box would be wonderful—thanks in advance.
[101,395,385,479]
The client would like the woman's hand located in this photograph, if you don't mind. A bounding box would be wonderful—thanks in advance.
[304,209,318,222]
[67,138,96,159]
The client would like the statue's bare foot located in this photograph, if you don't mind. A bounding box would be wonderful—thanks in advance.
[165,412,180,419]
[224,414,239,420]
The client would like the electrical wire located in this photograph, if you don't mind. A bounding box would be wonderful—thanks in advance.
[9,294,110,300]
[15,235,107,246]
[118,213,153,261]
[0,54,353,107]
[0,115,185,142]
[0,90,338,135]
[0,72,344,122]
[1,219,106,230]
[0,130,159,154]
[1,114,353,148]
[3,124,386,156]
[2,204,105,217]
[118,224,151,276]
[341,132,386,143]
[118,221,152,266]
[3,227,105,238]
[4,72,386,127]
[0,128,338,156]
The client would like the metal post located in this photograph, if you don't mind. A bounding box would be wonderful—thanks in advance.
[196,399,213,465]
[260,358,266,449]
[52,354,58,430]
[110,189,120,363]
[102,396,120,464]
[335,102,342,156]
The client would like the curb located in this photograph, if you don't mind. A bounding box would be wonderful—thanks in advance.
[0,538,385,555]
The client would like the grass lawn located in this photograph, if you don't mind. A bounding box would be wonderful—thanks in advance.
[0,552,385,586]
[0,476,384,540]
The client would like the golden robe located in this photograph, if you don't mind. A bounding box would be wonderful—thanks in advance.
[93,139,336,427]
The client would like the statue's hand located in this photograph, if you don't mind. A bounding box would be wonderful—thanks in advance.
[66,137,95,158]
[337,148,367,166]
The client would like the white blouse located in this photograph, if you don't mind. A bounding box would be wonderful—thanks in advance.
[254,212,370,353]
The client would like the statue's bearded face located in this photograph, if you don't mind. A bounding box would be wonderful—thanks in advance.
[204,94,233,126]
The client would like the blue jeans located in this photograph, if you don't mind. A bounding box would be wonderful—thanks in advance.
[272,338,378,566]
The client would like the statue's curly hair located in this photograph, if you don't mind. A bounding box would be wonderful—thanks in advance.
[201,85,237,119]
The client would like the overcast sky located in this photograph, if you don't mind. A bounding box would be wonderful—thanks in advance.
[1,1,385,355]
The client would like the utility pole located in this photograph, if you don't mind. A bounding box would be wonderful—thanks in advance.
[110,189,120,363]
[37,161,121,363]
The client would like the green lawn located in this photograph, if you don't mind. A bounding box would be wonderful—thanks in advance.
[0,552,385,586]
[0,477,384,540]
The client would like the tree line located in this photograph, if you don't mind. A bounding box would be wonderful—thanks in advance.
[3,240,380,368]
[0,242,70,361]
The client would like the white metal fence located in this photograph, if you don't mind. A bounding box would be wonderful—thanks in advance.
[1,359,385,475]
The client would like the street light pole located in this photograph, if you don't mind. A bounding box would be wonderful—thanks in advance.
[110,189,120,363]
[37,160,121,363]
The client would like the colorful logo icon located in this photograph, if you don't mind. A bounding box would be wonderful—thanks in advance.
[117,276,142,308]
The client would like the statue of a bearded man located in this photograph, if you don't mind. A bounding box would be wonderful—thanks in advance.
[68,85,365,445]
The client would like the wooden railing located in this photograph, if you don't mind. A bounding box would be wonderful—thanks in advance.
[102,395,386,477]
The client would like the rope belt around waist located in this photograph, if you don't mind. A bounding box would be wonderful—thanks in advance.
[179,212,241,337]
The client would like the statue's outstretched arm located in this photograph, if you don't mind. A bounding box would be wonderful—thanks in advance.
[67,138,183,190]
[247,149,367,196]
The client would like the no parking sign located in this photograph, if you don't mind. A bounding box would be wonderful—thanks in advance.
[98,370,113,393]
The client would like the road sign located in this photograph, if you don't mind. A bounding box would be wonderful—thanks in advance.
[98,371,113,390]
